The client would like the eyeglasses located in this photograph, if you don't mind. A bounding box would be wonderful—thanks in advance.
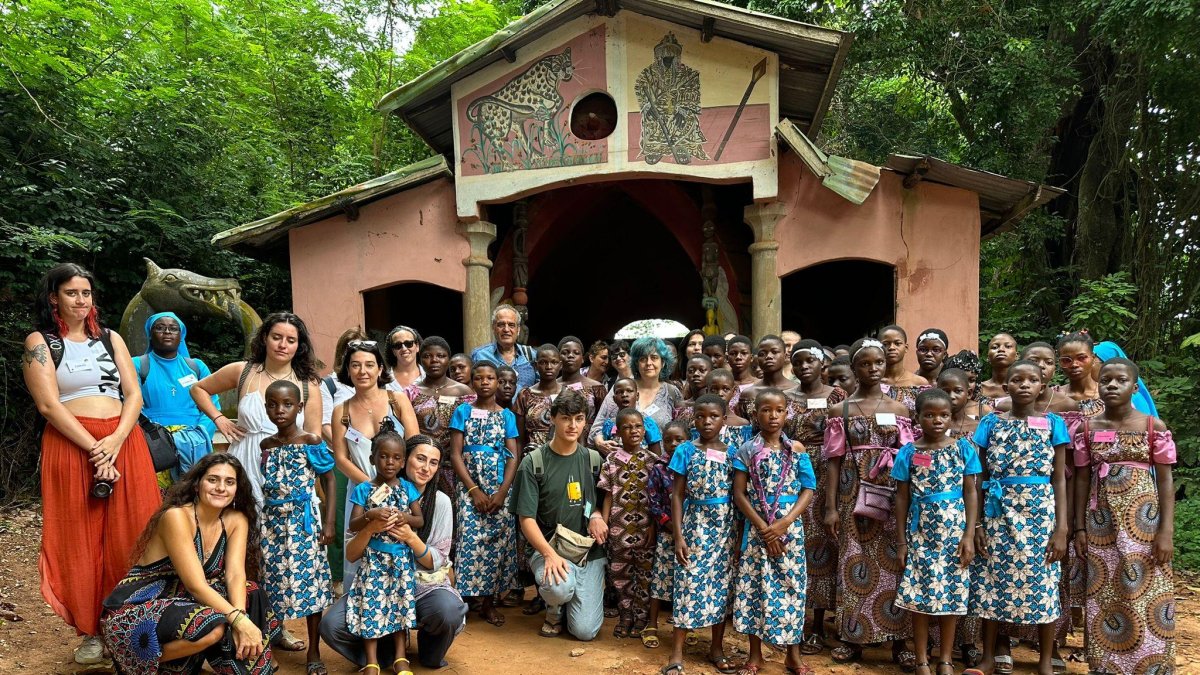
[391,340,417,350]
[151,324,181,335]
[611,351,629,359]
[349,340,378,349]
[1059,354,1092,366]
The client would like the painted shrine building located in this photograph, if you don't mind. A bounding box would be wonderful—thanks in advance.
[215,0,1062,363]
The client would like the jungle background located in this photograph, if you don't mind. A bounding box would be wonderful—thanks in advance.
[1,0,1197,563]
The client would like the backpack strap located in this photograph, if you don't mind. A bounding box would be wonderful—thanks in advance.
[588,448,602,476]
[531,445,546,481]
[324,375,338,399]
[236,362,253,399]
[98,328,116,360]
[40,331,65,369]
[184,358,200,379]
[136,355,150,384]
[843,400,854,452]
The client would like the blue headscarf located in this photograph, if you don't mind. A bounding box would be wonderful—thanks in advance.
[1093,341,1159,417]
[140,312,217,430]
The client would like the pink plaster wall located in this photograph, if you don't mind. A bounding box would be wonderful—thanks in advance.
[288,178,465,371]
[775,152,981,368]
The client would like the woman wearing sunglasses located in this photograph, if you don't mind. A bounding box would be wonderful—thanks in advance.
[383,325,425,397]
[608,339,633,386]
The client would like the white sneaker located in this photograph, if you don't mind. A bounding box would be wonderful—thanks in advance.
[74,635,105,665]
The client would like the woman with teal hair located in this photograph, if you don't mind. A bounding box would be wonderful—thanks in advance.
[1092,341,1159,416]
[134,312,219,480]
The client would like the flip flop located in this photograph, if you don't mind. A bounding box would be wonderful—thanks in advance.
[708,655,737,673]
[661,663,684,675]
[392,657,414,675]
[799,633,824,655]
[305,661,328,675]
[735,665,759,675]
[274,631,307,652]
[785,666,814,675]
[994,655,1014,674]
[539,619,563,638]
[831,645,862,664]
[641,627,660,649]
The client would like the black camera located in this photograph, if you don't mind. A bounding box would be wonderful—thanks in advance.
[91,479,114,499]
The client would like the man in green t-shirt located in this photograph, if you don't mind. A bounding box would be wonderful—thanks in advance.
[511,389,609,640]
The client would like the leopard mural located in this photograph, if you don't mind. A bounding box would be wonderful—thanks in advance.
[464,48,574,164]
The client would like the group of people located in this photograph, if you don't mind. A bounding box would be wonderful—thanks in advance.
[22,262,1176,675]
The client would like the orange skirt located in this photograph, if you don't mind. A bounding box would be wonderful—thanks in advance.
[39,416,161,635]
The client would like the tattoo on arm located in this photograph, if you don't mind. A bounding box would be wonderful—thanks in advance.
[23,344,48,367]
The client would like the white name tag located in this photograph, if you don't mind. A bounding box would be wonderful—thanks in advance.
[65,359,93,373]
[344,427,366,444]
[177,373,198,388]
[705,448,728,464]
[643,403,660,416]
[875,412,897,426]
[807,398,828,410]
[567,382,584,391]
[438,395,457,406]
[470,408,489,420]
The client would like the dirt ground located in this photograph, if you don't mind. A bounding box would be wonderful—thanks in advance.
[1,506,1196,674]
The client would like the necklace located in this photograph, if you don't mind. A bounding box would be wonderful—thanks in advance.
[263,365,294,382]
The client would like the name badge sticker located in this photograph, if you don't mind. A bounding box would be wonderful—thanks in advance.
[613,449,632,464]
[912,452,933,468]
[438,395,457,406]
[1027,416,1050,430]
[549,394,558,402]
[643,403,660,416]
[875,412,897,426]
[1093,430,1118,443]
[344,427,366,444]
[807,398,828,410]
[470,408,490,420]
[177,373,198,388]
[705,448,728,464]
[567,382,584,391]
[65,359,94,374]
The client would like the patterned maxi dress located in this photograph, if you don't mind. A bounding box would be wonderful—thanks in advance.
[783,388,847,610]
[259,441,335,620]
[562,380,608,426]
[884,383,931,419]
[450,404,520,596]
[970,413,1069,625]
[948,427,983,645]
[1059,393,1105,617]
[346,479,421,637]
[823,413,915,645]
[515,386,557,455]
[598,446,657,626]
[669,441,738,629]
[647,451,676,603]
[101,512,282,675]
[410,390,475,494]
[891,439,982,615]
[731,435,816,644]
[1074,419,1177,674]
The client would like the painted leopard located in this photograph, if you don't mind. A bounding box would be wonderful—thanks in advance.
[465,48,574,160]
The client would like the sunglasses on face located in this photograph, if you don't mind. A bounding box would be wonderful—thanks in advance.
[391,340,417,350]
[611,351,629,359]
[349,340,378,349]
[1059,354,1092,366]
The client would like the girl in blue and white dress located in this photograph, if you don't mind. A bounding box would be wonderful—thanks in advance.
[258,380,337,672]
[663,395,740,675]
[346,431,424,675]
[732,388,816,675]
[967,360,1070,675]
[449,360,520,627]
[892,388,981,675]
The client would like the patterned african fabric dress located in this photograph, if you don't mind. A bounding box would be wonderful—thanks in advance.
[948,426,983,645]
[259,440,335,620]
[410,389,475,494]
[823,412,915,645]
[561,380,608,426]
[598,445,656,626]
[892,438,982,615]
[731,435,817,645]
[669,441,738,629]
[101,512,282,675]
[647,451,675,602]
[515,386,558,455]
[346,479,421,637]
[450,404,520,596]
[1073,419,1177,674]
[970,412,1069,625]
[783,387,847,610]
[1058,391,1105,613]
[883,383,931,418]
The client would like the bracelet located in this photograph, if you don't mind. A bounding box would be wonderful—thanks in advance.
[214,414,227,422]
[589,512,605,520]
[227,608,243,623]
[1073,528,1086,536]
[413,543,428,559]
[468,485,481,495]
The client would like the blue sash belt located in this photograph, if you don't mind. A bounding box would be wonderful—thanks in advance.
[908,489,963,534]
[367,536,412,557]
[741,494,799,551]
[684,495,731,513]
[982,476,1050,519]
[264,495,317,534]
[465,443,508,483]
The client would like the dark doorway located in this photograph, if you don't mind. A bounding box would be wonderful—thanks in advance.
[363,282,463,348]
[781,260,895,347]
[525,191,704,345]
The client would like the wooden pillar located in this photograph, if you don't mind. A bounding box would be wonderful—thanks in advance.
[744,202,787,342]
[459,220,497,352]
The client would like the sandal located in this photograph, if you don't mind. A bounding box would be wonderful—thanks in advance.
[274,630,306,652]
[893,648,918,673]
[392,657,414,675]
[604,606,619,618]
[685,630,699,647]
[937,662,955,675]
[785,666,813,675]
[831,645,862,664]
[539,619,564,638]
[641,627,660,649]
[736,666,760,675]
[708,655,737,674]
[914,664,931,675]
[357,666,380,675]
[613,618,633,638]
[661,663,684,675]
[799,633,824,655]
[305,661,328,675]
[522,596,546,615]
[993,655,1014,674]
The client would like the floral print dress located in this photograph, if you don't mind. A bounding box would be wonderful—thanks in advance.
[346,479,422,637]
[669,440,739,629]
[259,440,335,620]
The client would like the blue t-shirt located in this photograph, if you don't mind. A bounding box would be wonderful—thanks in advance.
[891,437,983,482]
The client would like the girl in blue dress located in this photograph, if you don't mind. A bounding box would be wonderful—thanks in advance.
[449,360,520,627]
[966,360,1070,675]
[705,369,754,449]
[732,389,816,675]
[258,380,336,673]
[346,431,424,675]
[663,395,740,675]
[892,388,981,675]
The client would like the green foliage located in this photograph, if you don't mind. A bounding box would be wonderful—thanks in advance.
[1066,272,1139,339]
[1173,497,1200,571]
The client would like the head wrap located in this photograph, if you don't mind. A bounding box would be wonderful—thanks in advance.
[1093,341,1159,417]
[144,311,191,360]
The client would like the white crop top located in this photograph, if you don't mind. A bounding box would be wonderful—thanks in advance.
[56,337,122,403]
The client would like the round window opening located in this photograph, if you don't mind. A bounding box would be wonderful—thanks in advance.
[570,91,617,140]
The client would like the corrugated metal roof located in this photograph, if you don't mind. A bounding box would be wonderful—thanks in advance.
[378,0,851,154]
[212,155,451,250]
[775,119,880,205]
[885,154,1066,237]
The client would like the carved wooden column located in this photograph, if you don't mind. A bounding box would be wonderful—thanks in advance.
[700,186,721,336]
[744,202,787,341]
[510,200,530,344]
[459,220,497,352]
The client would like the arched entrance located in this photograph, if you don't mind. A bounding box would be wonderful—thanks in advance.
[524,188,705,344]
[781,260,895,346]
[363,282,464,348]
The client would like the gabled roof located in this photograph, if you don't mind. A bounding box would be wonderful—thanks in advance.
[378,0,852,154]
[212,155,451,250]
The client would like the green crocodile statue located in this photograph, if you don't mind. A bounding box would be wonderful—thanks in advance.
[119,258,262,357]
